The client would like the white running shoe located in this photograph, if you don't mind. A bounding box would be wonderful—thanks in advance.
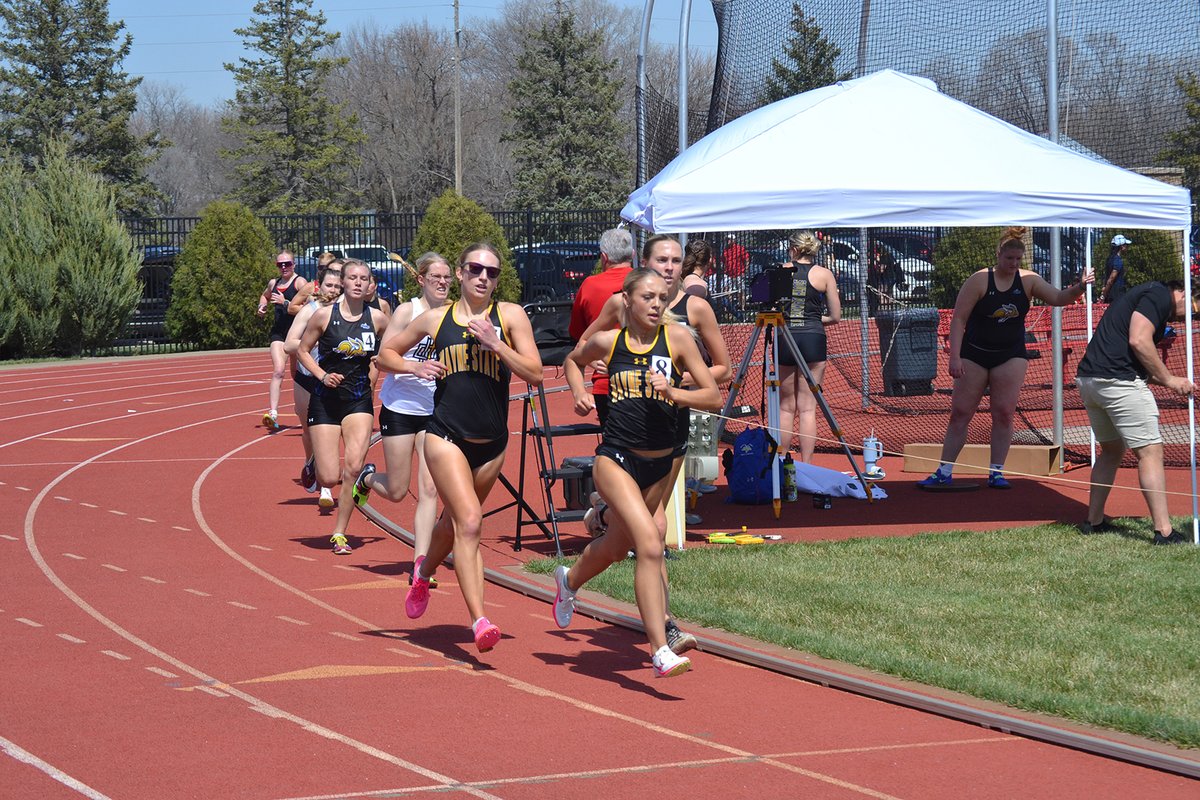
[583,491,607,537]
[318,487,335,508]
[652,644,691,678]
[552,565,576,628]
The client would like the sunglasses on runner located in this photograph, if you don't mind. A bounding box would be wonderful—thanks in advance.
[276,260,294,268]
[463,262,500,280]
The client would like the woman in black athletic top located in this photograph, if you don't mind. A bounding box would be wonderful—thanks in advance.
[778,230,841,462]
[377,242,543,654]
[256,251,309,431]
[296,260,387,554]
[552,268,721,679]
[918,227,1093,489]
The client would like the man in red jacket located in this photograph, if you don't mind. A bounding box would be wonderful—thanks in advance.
[567,228,633,424]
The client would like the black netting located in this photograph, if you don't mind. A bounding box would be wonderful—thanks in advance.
[643,1,1200,467]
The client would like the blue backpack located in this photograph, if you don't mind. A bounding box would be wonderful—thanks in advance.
[725,426,778,505]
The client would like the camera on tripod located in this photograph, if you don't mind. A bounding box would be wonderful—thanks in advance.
[748,262,795,309]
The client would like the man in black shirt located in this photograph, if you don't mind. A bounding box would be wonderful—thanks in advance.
[1075,280,1194,544]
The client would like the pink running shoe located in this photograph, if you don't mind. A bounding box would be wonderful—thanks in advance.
[473,618,501,652]
[405,572,431,619]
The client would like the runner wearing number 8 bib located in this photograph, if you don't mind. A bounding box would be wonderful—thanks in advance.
[296,259,388,554]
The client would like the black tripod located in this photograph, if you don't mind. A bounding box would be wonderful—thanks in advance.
[716,311,872,516]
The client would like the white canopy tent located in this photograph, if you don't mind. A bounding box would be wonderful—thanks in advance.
[622,69,1196,539]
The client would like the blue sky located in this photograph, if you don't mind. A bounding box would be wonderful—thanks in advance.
[108,1,719,106]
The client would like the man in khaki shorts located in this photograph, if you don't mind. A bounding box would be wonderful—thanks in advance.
[1076,279,1194,545]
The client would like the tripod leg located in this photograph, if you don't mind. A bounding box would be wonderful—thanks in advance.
[776,325,875,502]
[715,322,763,443]
[766,325,783,518]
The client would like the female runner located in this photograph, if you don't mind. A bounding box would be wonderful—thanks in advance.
[283,264,343,508]
[377,243,542,652]
[256,251,308,431]
[352,252,453,586]
[553,268,722,678]
[296,260,387,554]
[918,227,1092,488]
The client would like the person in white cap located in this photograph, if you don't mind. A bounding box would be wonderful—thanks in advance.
[1102,234,1133,303]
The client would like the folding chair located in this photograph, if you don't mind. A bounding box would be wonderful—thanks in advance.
[488,301,601,556]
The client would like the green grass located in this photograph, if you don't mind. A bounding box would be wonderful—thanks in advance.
[527,521,1200,747]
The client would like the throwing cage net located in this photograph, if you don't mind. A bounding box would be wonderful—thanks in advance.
[642,0,1200,467]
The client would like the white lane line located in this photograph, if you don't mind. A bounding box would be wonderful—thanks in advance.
[137,517,156,523]
[80,502,98,508]
[15,617,43,628]
[0,734,113,800]
[107,509,127,516]
[332,565,358,572]
[330,631,360,642]
[101,564,126,573]
[0,534,17,541]
[172,526,191,531]
[276,616,309,626]
[53,496,71,502]
[15,486,30,491]
[227,601,257,610]
[101,650,131,661]
[58,634,86,644]
[387,647,420,659]
[292,555,317,562]
[141,576,166,585]
[194,686,228,698]
[146,667,179,678]
[62,553,85,560]
[184,588,210,597]
[249,544,272,551]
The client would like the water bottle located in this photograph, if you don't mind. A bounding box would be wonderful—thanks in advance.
[863,433,883,478]
[782,452,798,502]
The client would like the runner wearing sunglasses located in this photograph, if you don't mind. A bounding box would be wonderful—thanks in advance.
[377,242,543,652]
[256,251,309,431]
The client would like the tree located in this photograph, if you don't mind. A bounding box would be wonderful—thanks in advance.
[929,227,1005,309]
[0,0,162,213]
[506,1,630,209]
[408,190,520,303]
[762,3,850,104]
[1159,73,1200,193]
[221,0,365,214]
[166,201,277,349]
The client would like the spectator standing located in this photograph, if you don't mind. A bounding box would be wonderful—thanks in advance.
[680,238,712,299]
[568,228,635,425]
[721,234,750,305]
[1076,280,1193,545]
[1102,234,1132,303]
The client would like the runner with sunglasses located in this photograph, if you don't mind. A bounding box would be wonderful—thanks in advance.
[377,242,543,652]
[257,251,309,431]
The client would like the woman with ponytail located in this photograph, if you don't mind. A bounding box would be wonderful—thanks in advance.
[918,227,1093,489]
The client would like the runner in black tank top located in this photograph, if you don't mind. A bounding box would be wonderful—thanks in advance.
[257,252,309,431]
[376,243,544,654]
[777,233,841,463]
[552,268,723,679]
[918,226,1093,490]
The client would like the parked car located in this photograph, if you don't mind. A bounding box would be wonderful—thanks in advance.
[512,243,599,302]
[873,230,937,263]
[304,244,401,303]
[825,236,935,306]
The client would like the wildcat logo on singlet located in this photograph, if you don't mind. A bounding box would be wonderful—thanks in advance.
[441,340,504,380]
[335,334,375,356]
[988,303,1019,322]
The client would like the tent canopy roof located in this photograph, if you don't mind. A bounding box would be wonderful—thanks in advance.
[622,70,1191,233]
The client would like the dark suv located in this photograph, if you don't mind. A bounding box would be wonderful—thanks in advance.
[513,243,599,302]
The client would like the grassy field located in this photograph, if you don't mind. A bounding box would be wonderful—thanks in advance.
[527,520,1200,748]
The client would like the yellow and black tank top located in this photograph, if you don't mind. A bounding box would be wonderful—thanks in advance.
[603,326,681,450]
[431,302,512,440]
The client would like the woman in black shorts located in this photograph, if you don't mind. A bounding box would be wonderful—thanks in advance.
[377,242,543,653]
[777,231,841,462]
[552,268,721,679]
[256,251,309,431]
[918,227,1092,489]
[296,260,388,554]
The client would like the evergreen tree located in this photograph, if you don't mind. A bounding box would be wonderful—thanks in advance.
[221,0,365,214]
[409,190,520,303]
[1159,72,1200,193]
[762,3,851,103]
[0,0,162,213]
[506,2,630,209]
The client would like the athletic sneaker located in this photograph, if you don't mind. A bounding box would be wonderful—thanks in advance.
[405,570,431,618]
[330,534,352,555]
[408,554,438,589]
[552,565,576,629]
[583,491,608,537]
[1079,518,1118,535]
[473,617,501,652]
[665,619,698,655]
[300,459,318,493]
[686,478,718,495]
[1153,530,1190,546]
[988,472,1012,490]
[916,471,952,488]
[262,410,280,431]
[352,463,376,507]
[652,644,691,678]
[318,487,335,508]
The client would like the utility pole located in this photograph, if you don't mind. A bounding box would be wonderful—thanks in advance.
[454,0,462,194]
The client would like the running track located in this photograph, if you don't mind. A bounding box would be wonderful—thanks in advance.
[1,351,1195,799]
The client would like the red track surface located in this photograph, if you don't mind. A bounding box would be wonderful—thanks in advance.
[2,351,1196,799]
